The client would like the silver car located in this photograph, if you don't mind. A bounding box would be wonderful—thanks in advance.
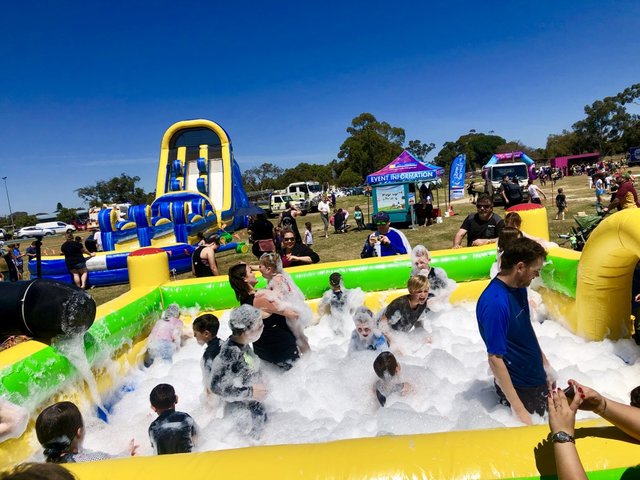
[15,226,56,238]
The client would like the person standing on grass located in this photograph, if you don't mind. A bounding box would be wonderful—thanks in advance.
[452,194,504,248]
[527,179,546,205]
[555,188,567,220]
[60,233,95,289]
[317,196,331,238]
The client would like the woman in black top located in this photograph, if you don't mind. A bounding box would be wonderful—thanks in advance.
[279,228,320,268]
[228,263,300,370]
[60,233,95,289]
[248,214,276,259]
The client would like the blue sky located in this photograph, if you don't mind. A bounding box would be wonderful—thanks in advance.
[1,1,638,216]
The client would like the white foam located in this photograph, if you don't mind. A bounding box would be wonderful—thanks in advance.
[49,293,640,459]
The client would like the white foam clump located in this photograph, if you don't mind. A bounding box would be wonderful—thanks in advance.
[70,293,640,458]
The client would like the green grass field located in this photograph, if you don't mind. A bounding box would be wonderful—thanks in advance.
[31,174,601,306]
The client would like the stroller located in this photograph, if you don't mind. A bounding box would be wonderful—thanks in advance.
[557,212,607,251]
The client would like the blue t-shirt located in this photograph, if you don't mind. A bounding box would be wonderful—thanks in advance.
[476,278,546,388]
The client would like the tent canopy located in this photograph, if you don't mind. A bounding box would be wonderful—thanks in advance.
[366,151,444,185]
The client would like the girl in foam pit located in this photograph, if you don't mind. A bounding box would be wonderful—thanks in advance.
[35,401,138,463]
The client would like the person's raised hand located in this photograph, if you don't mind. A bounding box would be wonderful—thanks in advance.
[548,388,580,436]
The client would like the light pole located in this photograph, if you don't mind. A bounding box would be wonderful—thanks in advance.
[2,176,14,229]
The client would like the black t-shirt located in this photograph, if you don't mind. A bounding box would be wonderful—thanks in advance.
[280,210,301,243]
[460,213,505,246]
[61,240,86,269]
[505,182,523,202]
[250,218,274,241]
[202,337,222,390]
[148,409,196,455]
[384,295,428,332]
[279,243,320,268]
[244,295,299,367]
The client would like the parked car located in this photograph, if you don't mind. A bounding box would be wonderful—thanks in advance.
[0,228,6,240]
[70,219,88,231]
[16,226,56,238]
[35,221,77,234]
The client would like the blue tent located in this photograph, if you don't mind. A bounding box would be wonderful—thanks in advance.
[366,151,444,224]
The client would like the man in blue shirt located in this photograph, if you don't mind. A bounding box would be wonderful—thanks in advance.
[476,237,553,424]
[360,211,411,258]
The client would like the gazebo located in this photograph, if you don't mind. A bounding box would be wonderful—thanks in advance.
[366,151,444,224]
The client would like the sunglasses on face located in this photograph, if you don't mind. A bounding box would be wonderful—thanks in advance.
[283,237,295,242]
[476,205,492,210]
[375,221,387,225]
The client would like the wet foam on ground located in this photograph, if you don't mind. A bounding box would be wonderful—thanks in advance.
[42,287,640,458]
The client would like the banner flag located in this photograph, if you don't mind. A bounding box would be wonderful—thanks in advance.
[449,154,466,200]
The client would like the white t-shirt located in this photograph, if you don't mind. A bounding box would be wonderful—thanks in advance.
[318,200,330,215]
[528,184,540,200]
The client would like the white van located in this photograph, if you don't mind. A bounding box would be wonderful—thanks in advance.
[36,221,77,234]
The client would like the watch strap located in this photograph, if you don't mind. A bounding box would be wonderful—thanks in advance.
[551,431,575,443]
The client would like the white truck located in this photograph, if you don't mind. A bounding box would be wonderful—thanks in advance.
[275,181,323,213]
[482,162,529,204]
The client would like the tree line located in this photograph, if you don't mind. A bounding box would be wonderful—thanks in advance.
[8,81,631,227]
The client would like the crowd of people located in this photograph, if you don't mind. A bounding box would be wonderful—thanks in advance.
[2,173,640,476]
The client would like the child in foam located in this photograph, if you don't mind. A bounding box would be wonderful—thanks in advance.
[410,245,451,301]
[144,304,184,367]
[35,401,138,463]
[380,275,431,335]
[258,252,311,352]
[348,306,390,354]
[148,383,198,455]
[373,352,413,407]
[317,272,365,336]
[192,313,222,396]
[210,305,268,438]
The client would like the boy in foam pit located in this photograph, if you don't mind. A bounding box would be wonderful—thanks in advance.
[348,306,390,354]
[192,313,222,396]
[210,304,268,438]
[148,383,198,455]
[317,272,365,335]
[373,351,413,407]
[410,245,451,301]
[145,303,183,367]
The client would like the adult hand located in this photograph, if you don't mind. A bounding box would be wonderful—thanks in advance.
[471,238,491,246]
[635,293,640,303]
[252,383,268,401]
[569,379,606,414]
[379,235,390,246]
[548,388,580,436]
[452,244,463,249]
[369,234,378,246]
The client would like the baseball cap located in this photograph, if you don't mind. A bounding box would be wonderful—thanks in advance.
[373,211,390,224]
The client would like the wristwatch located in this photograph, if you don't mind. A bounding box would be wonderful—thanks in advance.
[551,431,575,443]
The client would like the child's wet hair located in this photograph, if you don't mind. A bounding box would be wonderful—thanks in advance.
[259,252,280,271]
[162,303,180,320]
[193,313,220,336]
[229,304,262,335]
[373,352,398,379]
[353,306,374,326]
[329,272,342,287]
[150,383,178,410]
[407,274,430,294]
[35,402,83,463]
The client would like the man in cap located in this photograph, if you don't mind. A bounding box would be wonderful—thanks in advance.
[605,173,639,211]
[360,211,411,258]
[191,234,220,277]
